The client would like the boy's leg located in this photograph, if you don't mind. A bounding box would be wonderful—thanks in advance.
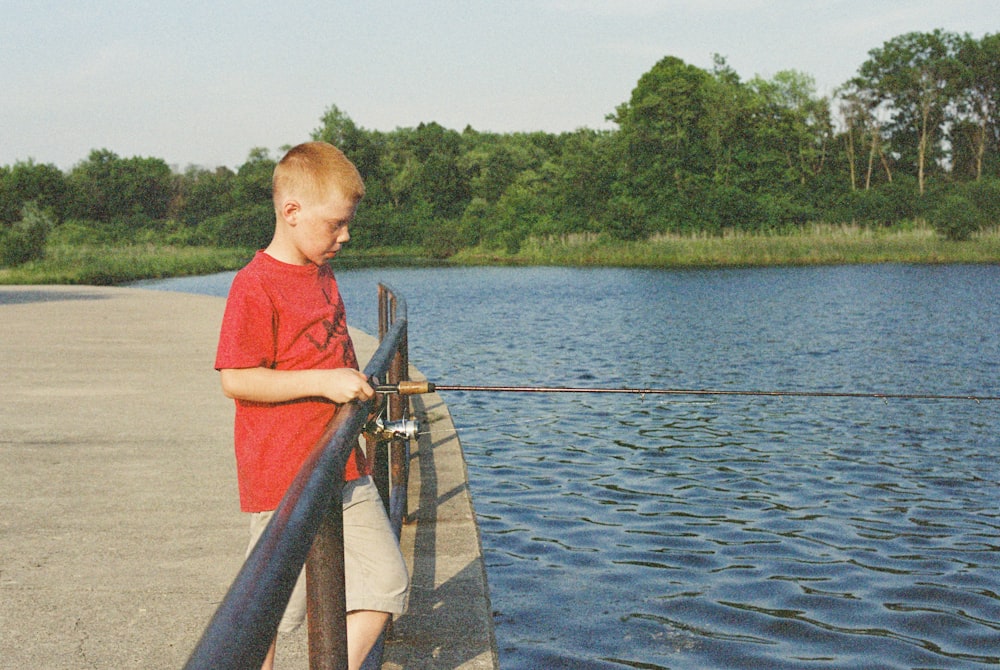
[246,478,407,667]
[247,511,307,670]
[342,476,410,666]
[260,641,276,670]
[346,610,391,670]
[247,511,309,632]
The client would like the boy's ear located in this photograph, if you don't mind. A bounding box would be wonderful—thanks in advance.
[280,199,301,225]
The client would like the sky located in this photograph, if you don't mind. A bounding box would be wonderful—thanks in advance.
[2,0,998,172]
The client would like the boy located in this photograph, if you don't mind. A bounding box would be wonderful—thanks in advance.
[215,141,409,670]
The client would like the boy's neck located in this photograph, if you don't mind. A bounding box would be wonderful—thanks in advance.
[264,237,312,266]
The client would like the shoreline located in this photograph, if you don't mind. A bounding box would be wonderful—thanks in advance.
[1,224,998,285]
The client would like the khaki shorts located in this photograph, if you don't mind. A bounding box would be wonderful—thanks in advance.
[247,476,410,633]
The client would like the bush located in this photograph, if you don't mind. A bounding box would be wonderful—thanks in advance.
[459,198,496,247]
[47,219,114,245]
[962,178,1000,226]
[707,185,780,232]
[603,194,649,240]
[840,187,895,226]
[0,202,54,266]
[928,194,981,241]
[421,217,477,259]
[196,204,273,248]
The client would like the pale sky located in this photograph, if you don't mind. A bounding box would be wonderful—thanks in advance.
[2,0,997,172]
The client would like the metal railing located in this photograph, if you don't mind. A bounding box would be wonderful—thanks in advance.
[184,284,412,670]
[373,283,411,536]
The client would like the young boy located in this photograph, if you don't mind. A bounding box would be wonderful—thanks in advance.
[215,141,409,670]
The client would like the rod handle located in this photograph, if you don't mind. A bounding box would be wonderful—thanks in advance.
[376,381,436,395]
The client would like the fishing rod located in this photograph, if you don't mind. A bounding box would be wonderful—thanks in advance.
[376,381,1000,402]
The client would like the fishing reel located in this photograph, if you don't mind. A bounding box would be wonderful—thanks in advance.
[368,415,420,441]
[365,378,423,441]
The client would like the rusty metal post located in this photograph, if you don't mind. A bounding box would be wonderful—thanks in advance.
[388,309,409,531]
[370,286,393,511]
[377,284,389,341]
[306,487,349,670]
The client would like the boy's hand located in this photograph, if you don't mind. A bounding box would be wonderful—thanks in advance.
[320,368,375,404]
[220,367,375,405]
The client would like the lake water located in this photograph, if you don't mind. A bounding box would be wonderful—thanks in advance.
[140,263,1000,669]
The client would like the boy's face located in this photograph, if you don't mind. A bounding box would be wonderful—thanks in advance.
[286,189,357,266]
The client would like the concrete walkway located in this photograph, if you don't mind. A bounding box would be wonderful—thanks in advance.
[0,285,496,669]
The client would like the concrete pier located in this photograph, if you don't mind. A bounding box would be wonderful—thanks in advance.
[0,285,497,669]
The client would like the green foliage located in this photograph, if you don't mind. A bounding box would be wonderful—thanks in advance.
[960,177,1000,224]
[955,33,1000,180]
[458,197,495,247]
[0,160,70,224]
[450,224,1000,268]
[67,149,173,222]
[196,204,274,248]
[604,193,649,241]
[2,243,252,285]
[233,148,275,209]
[852,30,963,194]
[421,217,475,259]
[0,202,54,266]
[704,184,768,231]
[928,194,982,240]
[611,56,716,228]
[176,166,236,226]
[840,188,894,226]
[833,176,924,227]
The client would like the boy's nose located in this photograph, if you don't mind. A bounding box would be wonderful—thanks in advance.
[338,225,351,244]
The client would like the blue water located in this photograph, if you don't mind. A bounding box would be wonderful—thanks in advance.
[140,264,1000,669]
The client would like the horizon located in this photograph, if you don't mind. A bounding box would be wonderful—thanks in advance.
[3,1,997,171]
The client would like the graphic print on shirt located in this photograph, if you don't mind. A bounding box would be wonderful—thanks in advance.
[305,283,348,353]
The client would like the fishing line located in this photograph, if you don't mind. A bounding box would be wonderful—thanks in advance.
[377,381,1000,403]
[412,414,558,441]
[383,380,997,447]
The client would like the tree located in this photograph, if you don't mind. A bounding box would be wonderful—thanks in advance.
[119,156,173,219]
[382,122,469,221]
[701,55,756,188]
[176,166,236,226]
[0,160,70,225]
[67,149,117,221]
[837,80,897,190]
[928,193,981,240]
[66,149,173,223]
[854,30,962,195]
[610,56,716,232]
[749,70,833,188]
[0,201,54,266]
[233,147,275,209]
[463,142,520,203]
[312,105,390,206]
[955,33,1000,180]
[554,128,616,232]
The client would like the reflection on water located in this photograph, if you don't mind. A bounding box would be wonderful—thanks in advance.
[140,264,1000,669]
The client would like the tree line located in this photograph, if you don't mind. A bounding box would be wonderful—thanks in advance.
[2,29,998,266]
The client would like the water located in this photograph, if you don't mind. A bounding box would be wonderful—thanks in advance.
[139,264,1000,668]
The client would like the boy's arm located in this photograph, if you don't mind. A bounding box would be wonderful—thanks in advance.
[220,367,375,405]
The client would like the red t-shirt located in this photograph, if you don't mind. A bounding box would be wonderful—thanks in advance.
[215,251,368,512]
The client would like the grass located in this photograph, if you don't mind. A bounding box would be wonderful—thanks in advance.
[0,243,253,285]
[2,224,998,285]
[334,245,444,268]
[451,223,1000,268]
